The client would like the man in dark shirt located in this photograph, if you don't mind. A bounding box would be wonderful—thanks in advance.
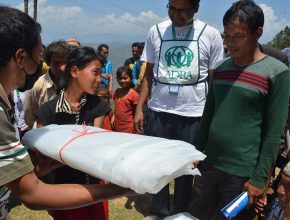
[124,42,140,70]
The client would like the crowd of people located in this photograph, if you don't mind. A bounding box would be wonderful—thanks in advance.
[0,0,289,220]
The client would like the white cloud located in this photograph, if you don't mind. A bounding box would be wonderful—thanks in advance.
[15,1,167,43]
[259,4,290,43]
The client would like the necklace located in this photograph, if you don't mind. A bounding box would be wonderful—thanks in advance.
[64,92,80,112]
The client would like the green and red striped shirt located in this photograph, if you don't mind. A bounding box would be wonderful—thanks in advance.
[197,55,290,188]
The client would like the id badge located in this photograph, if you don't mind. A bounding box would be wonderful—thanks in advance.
[168,85,179,95]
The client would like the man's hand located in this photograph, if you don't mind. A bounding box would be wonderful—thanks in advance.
[134,109,144,134]
[193,161,200,168]
[244,181,265,207]
[101,73,111,79]
[28,148,63,177]
[253,187,274,214]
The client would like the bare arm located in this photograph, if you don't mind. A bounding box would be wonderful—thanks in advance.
[94,116,105,128]
[133,62,154,133]
[6,171,134,210]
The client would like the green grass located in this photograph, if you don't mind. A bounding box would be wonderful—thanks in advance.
[9,195,151,220]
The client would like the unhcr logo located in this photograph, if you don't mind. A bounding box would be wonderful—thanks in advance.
[165,46,194,68]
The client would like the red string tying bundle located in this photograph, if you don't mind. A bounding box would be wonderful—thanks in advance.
[59,123,111,163]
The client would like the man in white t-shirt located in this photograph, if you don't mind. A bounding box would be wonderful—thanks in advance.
[134,0,223,218]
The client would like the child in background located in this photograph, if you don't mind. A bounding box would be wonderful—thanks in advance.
[96,86,113,131]
[112,66,139,133]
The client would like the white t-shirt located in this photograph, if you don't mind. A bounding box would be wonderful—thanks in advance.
[13,90,28,131]
[141,19,223,117]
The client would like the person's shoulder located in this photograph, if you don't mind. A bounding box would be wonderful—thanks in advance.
[0,103,7,118]
[214,57,232,71]
[130,89,139,96]
[261,45,289,65]
[196,19,218,32]
[150,19,171,32]
[39,96,58,110]
[30,73,48,91]
[196,19,221,40]
[263,56,289,76]
[124,57,133,65]
[86,94,103,105]
[87,94,110,112]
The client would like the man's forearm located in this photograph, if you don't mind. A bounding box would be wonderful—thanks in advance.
[7,171,133,210]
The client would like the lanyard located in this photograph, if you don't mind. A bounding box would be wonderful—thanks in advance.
[172,24,193,40]
[16,89,20,98]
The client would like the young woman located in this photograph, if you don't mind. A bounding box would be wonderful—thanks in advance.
[111,66,139,133]
[35,47,110,220]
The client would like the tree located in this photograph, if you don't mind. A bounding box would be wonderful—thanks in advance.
[266,26,290,49]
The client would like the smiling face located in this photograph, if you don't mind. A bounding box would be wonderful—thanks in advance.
[223,18,262,66]
[74,59,102,95]
[117,71,132,89]
[132,46,139,60]
[168,0,198,27]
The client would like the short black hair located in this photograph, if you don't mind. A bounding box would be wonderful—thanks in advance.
[223,0,264,33]
[168,0,200,5]
[138,42,145,50]
[97,44,109,52]
[44,40,70,65]
[116,65,132,80]
[132,42,139,48]
[0,6,41,68]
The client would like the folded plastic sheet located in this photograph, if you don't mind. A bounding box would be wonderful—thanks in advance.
[22,124,206,194]
[165,213,200,220]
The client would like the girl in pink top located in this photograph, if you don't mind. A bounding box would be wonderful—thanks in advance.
[112,66,139,133]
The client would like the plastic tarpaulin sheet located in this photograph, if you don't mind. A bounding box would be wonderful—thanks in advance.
[22,124,206,194]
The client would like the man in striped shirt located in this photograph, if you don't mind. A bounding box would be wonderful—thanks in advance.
[0,6,133,219]
[188,1,290,219]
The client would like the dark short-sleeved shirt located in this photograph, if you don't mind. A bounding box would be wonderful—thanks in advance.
[124,57,135,67]
[35,93,110,184]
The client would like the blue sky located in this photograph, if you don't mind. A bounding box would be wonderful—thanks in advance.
[2,0,290,44]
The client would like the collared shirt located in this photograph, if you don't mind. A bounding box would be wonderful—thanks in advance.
[24,71,57,129]
[0,83,33,187]
[55,90,87,124]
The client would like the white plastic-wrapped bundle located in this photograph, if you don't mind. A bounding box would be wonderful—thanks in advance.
[22,124,206,194]
[165,213,199,220]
